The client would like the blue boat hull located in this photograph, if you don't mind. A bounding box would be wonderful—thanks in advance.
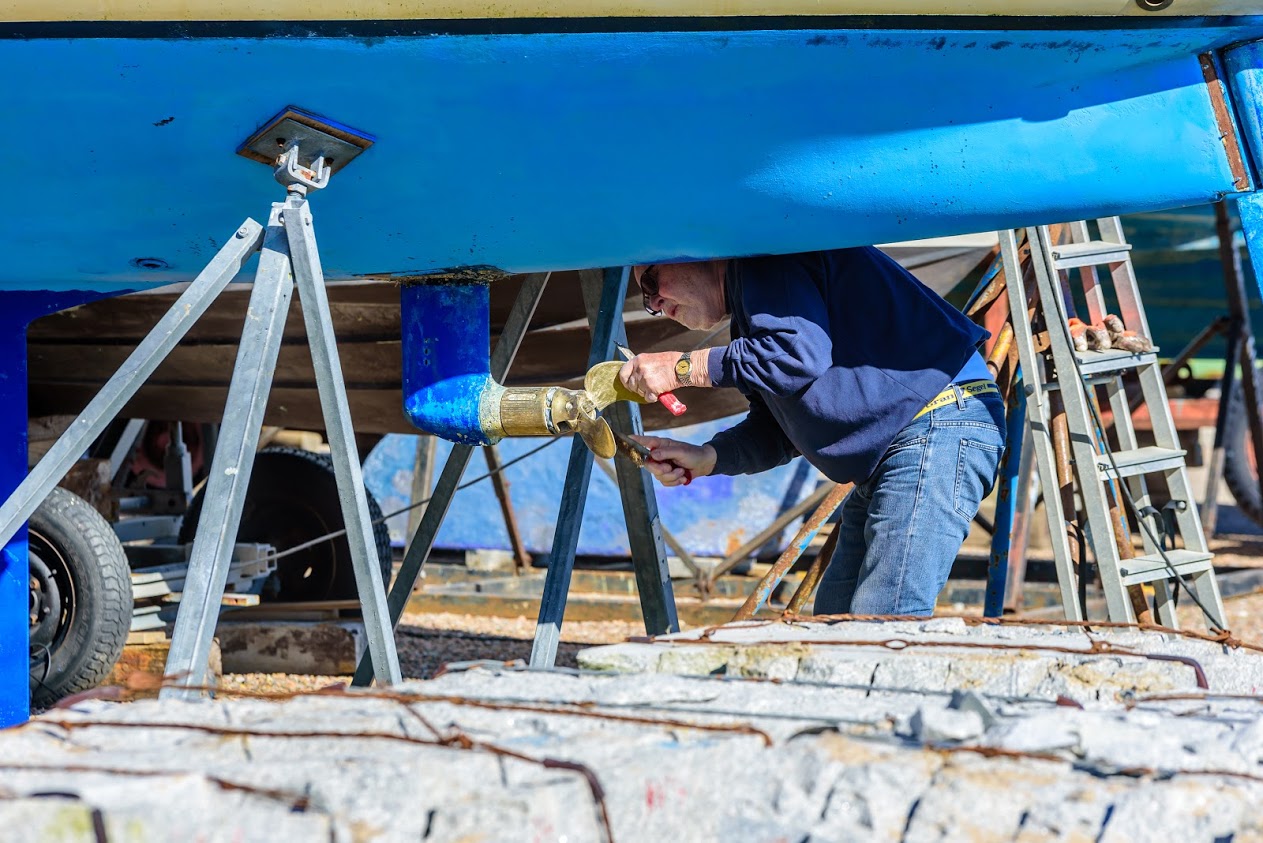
[4,14,1263,724]
[2,21,1262,293]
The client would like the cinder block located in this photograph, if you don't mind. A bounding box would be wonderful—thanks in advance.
[106,637,221,698]
[216,621,364,675]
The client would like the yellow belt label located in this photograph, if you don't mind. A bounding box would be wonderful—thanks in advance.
[912,381,999,420]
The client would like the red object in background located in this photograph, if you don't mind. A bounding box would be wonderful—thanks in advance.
[128,421,205,488]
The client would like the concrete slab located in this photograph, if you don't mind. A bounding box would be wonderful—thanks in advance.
[7,618,1263,841]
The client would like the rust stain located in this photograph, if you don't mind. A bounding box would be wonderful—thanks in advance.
[1200,52,1252,193]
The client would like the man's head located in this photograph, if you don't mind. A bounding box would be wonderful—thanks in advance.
[633,261,728,331]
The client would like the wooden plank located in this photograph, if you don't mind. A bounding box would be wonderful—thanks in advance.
[25,268,745,433]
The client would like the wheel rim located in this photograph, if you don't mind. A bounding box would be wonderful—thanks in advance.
[28,551,60,655]
[28,532,74,667]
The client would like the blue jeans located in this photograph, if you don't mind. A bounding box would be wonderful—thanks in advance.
[814,387,1006,617]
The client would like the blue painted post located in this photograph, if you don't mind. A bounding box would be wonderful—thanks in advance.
[0,291,109,726]
[984,383,1025,618]
[1241,194,1263,297]
[0,304,30,727]
[1226,40,1263,290]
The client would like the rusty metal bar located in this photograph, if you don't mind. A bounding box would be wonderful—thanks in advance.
[733,482,851,620]
[782,521,841,615]
[1200,53,1252,192]
[706,482,835,586]
[1049,390,1087,616]
[986,322,1014,380]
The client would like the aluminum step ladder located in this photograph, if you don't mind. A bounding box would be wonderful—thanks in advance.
[1001,219,1227,629]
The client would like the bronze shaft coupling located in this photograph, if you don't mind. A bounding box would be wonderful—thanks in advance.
[400,278,616,458]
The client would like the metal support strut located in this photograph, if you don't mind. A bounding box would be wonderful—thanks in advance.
[0,142,403,695]
[160,148,402,694]
[530,267,679,668]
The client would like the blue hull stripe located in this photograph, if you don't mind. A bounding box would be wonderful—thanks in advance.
[1,26,1261,292]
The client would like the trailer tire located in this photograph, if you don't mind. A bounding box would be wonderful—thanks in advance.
[28,487,133,710]
[1224,375,1263,529]
[179,446,393,602]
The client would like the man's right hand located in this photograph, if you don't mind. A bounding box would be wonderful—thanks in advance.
[629,435,717,487]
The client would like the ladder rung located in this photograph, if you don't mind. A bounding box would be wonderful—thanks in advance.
[1119,550,1213,587]
[1041,371,1127,391]
[1072,349,1159,377]
[1051,240,1133,269]
[1096,446,1187,479]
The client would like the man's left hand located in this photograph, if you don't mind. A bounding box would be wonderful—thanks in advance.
[618,351,683,402]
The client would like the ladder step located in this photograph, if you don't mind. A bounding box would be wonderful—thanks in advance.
[1042,370,1135,391]
[1095,446,1187,479]
[1119,550,1213,587]
[1051,240,1133,270]
[1071,349,1159,377]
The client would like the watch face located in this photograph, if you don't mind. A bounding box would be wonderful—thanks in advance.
[675,359,690,376]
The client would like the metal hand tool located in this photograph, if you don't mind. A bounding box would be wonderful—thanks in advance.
[612,430,693,486]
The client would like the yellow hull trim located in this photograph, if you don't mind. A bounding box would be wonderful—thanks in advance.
[5,0,1259,24]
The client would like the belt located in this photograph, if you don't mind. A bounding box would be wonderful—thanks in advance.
[912,380,1000,421]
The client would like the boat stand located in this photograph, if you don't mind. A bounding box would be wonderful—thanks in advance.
[530,268,679,667]
[162,151,405,696]
[0,141,403,695]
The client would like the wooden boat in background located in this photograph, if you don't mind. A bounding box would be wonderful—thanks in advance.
[23,238,995,435]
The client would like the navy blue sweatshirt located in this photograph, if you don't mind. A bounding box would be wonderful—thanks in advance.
[705,247,989,484]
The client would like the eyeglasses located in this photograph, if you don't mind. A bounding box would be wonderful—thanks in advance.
[639,265,662,316]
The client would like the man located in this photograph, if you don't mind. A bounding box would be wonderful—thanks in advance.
[618,248,1005,617]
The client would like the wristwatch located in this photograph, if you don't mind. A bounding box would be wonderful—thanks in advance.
[674,351,693,386]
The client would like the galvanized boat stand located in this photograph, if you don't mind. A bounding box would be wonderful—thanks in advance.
[159,149,405,695]
[530,268,679,667]
[0,138,403,694]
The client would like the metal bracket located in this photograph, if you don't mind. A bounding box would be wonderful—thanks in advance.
[274,146,331,192]
[237,106,374,175]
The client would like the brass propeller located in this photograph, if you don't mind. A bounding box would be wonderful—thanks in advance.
[583,361,649,411]
[549,388,616,459]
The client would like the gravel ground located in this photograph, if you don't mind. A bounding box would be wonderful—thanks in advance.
[1179,585,1263,639]
[218,612,652,696]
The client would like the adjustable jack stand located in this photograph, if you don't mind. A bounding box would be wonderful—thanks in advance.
[0,128,401,697]
[163,147,402,696]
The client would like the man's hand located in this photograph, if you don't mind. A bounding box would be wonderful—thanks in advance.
[618,352,682,403]
[629,435,717,487]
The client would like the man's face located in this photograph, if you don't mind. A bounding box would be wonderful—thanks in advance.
[635,262,727,331]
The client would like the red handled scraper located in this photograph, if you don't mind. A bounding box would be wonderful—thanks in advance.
[614,344,687,416]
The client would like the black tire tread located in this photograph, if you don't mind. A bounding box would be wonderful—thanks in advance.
[257,445,393,571]
[30,487,133,709]
[179,445,392,600]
